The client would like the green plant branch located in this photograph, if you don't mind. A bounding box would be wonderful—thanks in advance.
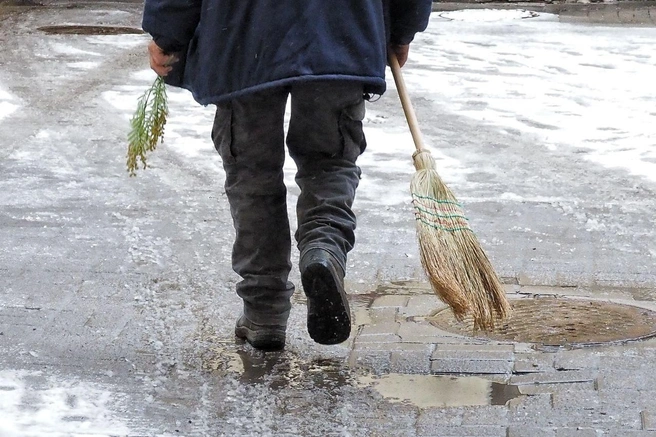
[127,76,168,176]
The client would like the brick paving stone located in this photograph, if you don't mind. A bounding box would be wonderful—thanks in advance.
[401,295,444,318]
[432,344,515,361]
[431,358,513,375]
[390,343,435,374]
[554,429,598,437]
[358,322,401,338]
[461,406,508,425]
[349,350,392,373]
[397,320,452,343]
[611,432,656,437]
[519,381,596,395]
[554,350,600,371]
[510,370,597,386]
[506,426,556,437]
[508,394,553,423]
[416,425,506,437]
[371,295,409,309]
[643,410,656,431]
[551,389,601,409]
[369,307,399,324]
[596,371,656,391]
[416,407,465,427]
[514,353,556,373]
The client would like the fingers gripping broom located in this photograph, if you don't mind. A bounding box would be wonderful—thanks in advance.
[388,53,511,330]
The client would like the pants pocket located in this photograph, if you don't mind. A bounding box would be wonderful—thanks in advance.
[211,104,236,165]
[338,99,367,163]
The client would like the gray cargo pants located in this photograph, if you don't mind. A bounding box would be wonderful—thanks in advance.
[211,81,366,326]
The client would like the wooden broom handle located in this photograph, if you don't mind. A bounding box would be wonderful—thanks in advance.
[388,52,426,152]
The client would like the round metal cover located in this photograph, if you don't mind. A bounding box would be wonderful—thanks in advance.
[38,26,144,35]
[429,297,656,347]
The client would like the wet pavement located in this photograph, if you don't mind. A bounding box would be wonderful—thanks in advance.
[1,2,656,436]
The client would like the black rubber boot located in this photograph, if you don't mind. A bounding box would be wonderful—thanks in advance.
[300,248,351,345]
[235,315,286,351]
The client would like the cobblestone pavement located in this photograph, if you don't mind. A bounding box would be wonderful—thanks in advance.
[1,2,655,436]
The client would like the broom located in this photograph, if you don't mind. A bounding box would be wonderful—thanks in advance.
[388,52,511,330]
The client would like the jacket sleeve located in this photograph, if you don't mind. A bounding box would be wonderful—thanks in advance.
[142,0,202,53]
[388,0,432,45]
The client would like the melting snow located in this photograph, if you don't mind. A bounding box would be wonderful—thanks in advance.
[407,12,656,182]
[0,87,18,122]
[0,370,131,437]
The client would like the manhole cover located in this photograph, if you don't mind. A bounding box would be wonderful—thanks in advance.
[37,25,144,35]
[429,297,656,347]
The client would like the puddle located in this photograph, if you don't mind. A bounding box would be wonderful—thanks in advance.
[358,374,521,408]
[202,345,350,390]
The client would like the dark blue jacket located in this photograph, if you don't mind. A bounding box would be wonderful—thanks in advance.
[142,0,432,105]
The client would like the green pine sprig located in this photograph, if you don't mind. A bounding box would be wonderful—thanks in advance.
[127,76,168,176]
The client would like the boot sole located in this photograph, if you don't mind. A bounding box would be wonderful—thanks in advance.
[302,262,351,345]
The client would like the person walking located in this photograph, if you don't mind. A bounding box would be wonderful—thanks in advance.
[142,0,432,350]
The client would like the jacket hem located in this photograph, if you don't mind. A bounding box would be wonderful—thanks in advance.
[187,75,387,106]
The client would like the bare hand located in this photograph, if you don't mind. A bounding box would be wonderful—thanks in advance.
[389,44,410,68]
[148,40,177,77]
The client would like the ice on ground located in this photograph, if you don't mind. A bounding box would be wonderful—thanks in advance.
[0,86,19,122]
[0,370,131,437]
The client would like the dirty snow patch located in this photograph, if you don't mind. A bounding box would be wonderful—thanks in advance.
[67,61,101,70]
[0,370,131,437]
[0,87,19,122]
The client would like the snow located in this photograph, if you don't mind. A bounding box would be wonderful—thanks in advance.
[0,370,130,437]
[0,87,18,122]
[407,12,656,182]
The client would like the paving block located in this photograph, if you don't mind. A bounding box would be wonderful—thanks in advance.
[554,429,597,437]
[643,410,656,431]
[348,349,392,373]
[510,370,597,386]
[416,407,465,427]
[352,306,372,326]
[508,393,553,415]
[514,353,555,373]
[431,359,513,375]
[551,388,601,409]
[506,426,556,437]
[368,307,399,324]
[400,294,444,318]
[358,322,401,337]
[432,344,515,361]
[554,350,600,371]
[520,381,595,396]
[397,320,448,343]
[370,295,409,309]
[390,343,434,374]
[416,425,506,437]
[461,406,508,425]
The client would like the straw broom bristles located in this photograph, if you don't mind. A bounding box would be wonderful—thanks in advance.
[411,149,510,330]
[389,52,510,331]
